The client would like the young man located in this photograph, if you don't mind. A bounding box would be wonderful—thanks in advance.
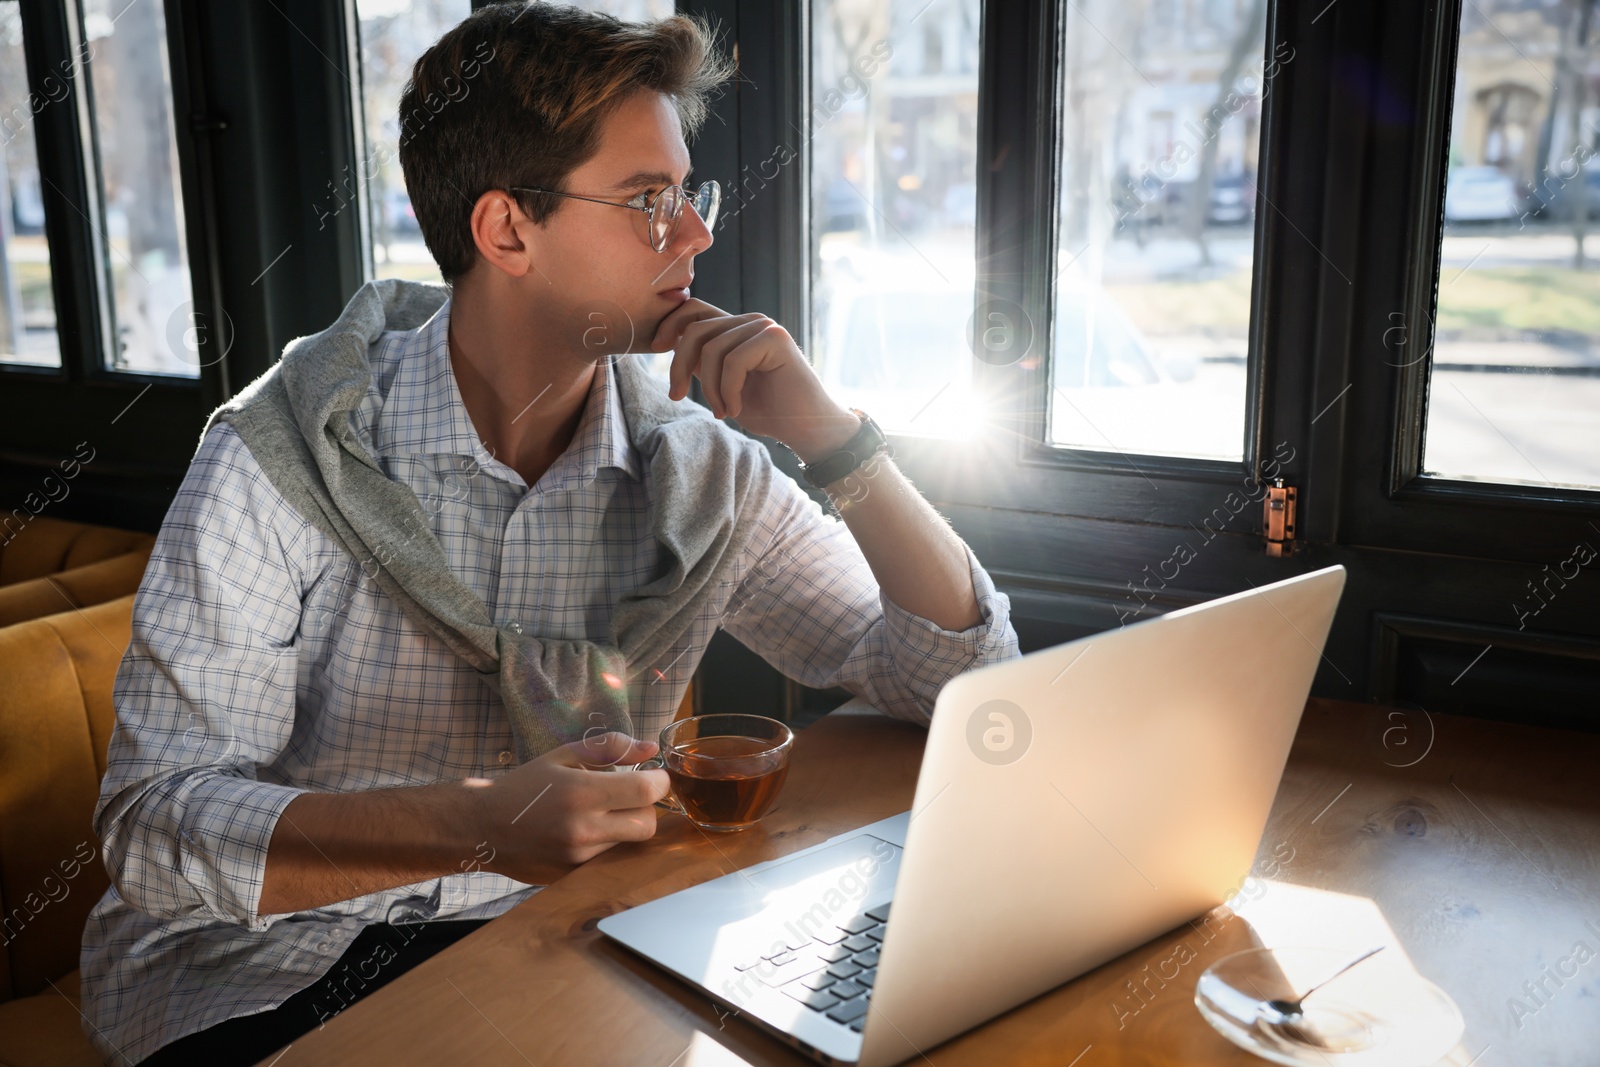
[81,4,1018,1064]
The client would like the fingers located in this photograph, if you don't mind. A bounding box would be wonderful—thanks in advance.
[559,784,665,861]
[556,805,659,866]
[668,352,693,403]
[601,766,671,810]
[659,300,727,401]
[555,730,655,769]
[678,317,772,416]
[593,805,664,845]
[653,297,725,354]
[669,313,747,404]
[718,325,786,419]
[665,310,765,406]
[548,733,670,810]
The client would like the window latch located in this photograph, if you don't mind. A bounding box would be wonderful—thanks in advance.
[1263,478,1297,557]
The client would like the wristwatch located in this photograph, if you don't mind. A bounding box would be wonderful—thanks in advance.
[799,408,892,489]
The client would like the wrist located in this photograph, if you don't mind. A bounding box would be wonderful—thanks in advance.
[784,407,862,466]
[425,779,491,871]
[795,408,892,491]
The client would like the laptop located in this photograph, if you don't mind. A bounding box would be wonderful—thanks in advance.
[598,564,1347,1066]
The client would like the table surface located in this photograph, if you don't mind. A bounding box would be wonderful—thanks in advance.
[255,697,1600,1067]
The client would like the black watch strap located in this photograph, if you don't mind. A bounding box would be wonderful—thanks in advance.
[800,409,891,489]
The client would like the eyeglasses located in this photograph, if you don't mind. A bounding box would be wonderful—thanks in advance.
[508,180,721,253]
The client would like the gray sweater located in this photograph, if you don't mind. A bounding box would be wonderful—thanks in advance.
[204,278,774,761]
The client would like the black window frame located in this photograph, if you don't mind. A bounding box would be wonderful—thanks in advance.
[1,0,369,529]
[1335,0,1600,563]
[685,0,1339,611]
[2,0,1591,724]
[1,0,208,464]
[683,0,1600,723]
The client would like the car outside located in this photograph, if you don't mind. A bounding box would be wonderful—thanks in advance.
[1444,166,1519,222]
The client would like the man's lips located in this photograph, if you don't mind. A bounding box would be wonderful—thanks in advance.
[657,278,693,295]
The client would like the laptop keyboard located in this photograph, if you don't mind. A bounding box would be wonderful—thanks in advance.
[732,902,891,1032]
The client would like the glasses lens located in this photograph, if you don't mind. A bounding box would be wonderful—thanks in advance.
[693,181,721,231]
[651,185,684,252]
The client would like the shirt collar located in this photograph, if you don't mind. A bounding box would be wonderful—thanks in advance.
[370,298,640,485]
[566,352,643,486]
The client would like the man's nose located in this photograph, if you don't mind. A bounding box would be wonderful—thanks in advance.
[677,196,715,256]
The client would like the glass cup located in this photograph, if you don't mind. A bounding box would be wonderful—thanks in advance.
[1193,946,1464,1066]
[638,714,794,832]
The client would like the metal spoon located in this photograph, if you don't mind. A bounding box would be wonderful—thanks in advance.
[1259,945,1387,1025]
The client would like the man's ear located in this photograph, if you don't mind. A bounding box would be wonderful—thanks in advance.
[469,189,540,279]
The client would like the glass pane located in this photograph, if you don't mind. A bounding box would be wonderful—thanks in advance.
[1049,0,1272,460]
[357,0,471,286]
[0,2,62,369]
[82,0,195,375]
[809,0,983,438]
[356,1,692,285]
[1426,1,1600,489]
[569,0,676,17]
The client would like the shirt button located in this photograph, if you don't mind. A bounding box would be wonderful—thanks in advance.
[314,940,331,954]
[498,749,514,766]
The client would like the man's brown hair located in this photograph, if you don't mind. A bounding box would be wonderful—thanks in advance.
[398,2,734,283]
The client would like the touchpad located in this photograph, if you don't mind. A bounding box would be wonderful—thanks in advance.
[746,834,903,916]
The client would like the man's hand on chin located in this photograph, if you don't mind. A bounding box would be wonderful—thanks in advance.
[650,297,860,465]
[648,295,988,638]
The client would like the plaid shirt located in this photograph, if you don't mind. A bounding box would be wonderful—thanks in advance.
[79,298,1019,1064]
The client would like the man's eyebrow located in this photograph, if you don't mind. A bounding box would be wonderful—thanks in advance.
[609,165,694,192]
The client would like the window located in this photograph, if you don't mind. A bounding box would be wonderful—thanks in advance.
[81,0,197,376]
[0,1,61,369]
[356,0,471,286]
[808,0,984,437]
[2,0,200,378]
[1426,0,1600,489]
[1049,0,1271,461]
[0,0,1588,722]
[356,0,676,287]
[575,0,674,17]
[807,0,1271,460]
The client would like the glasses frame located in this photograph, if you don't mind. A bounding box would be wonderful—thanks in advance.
[508,180,721,253]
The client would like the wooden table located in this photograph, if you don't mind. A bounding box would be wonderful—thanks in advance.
[256,698,1600,1067]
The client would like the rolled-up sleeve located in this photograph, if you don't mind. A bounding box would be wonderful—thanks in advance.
[94,423,310,931]
[720,467,1021,724]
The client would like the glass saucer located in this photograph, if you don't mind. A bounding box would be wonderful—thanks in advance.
[1194,946,1464,1067]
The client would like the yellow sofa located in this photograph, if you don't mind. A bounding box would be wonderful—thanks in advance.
[0,595,131,1067]
[0,585,698,1067]
[0,518,154,629]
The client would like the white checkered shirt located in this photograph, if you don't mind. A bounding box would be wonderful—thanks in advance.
[79,298,1019,1064]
